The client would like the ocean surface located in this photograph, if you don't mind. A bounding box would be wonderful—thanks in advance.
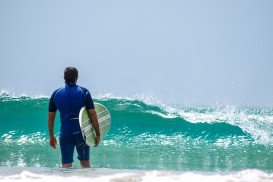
[0,92,273,181]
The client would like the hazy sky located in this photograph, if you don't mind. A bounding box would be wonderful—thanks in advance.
[1,0,273,107]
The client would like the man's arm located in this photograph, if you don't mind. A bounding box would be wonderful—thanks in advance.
[87,109,101,147]
[48,112,57,149]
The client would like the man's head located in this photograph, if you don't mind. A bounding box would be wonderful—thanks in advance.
[64,67,78,84]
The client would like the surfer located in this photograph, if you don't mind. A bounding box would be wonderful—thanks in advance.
[48,67,100,168]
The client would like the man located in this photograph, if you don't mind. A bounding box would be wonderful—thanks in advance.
[48,67,100,168]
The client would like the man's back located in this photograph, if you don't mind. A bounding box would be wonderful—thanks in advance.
[49,84,93,138]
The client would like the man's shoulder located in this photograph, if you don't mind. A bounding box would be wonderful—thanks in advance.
[51,86,65,97]
[54,86,65,93]
[77,85,90,94]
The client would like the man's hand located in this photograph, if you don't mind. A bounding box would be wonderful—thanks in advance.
[94,135,101,147]
[50,136,57,149]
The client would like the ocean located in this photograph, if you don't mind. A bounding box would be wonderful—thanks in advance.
[0,92,273,181]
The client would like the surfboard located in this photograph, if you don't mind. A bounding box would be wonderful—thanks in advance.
[79,103,111,147]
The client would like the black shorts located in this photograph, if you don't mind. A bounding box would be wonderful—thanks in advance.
[59,133,90,164]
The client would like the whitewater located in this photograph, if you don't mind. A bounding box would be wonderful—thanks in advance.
[0,92,272,181]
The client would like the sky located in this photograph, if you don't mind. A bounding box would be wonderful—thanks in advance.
[0,0,273,107]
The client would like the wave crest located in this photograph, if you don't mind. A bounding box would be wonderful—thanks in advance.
[0,93,272,144]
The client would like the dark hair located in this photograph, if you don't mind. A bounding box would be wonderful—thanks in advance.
[64,67,78,84]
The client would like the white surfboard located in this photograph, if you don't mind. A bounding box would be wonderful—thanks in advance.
[79,103,111,147]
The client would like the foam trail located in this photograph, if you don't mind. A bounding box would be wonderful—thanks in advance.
[0,168,272,182]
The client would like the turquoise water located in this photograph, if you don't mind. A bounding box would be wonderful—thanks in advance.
[0,92,273,172]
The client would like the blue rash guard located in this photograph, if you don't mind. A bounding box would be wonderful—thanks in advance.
[48,84,95,139]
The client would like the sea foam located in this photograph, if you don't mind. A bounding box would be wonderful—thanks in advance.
[0,167,272,182]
